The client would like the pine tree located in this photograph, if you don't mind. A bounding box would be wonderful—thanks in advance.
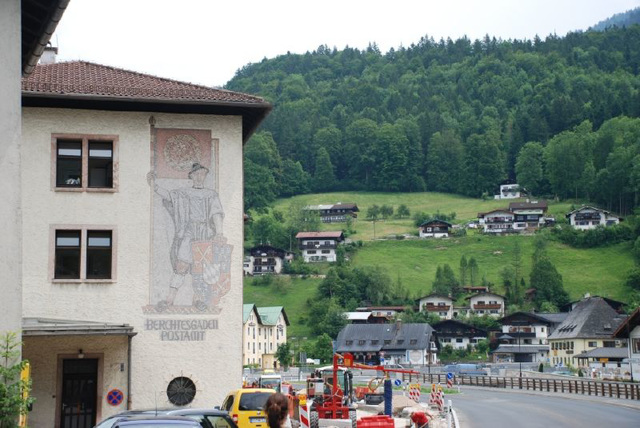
[313,147,336,192]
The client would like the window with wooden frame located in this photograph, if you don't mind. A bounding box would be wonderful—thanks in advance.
[53,134,118,191]
[52,226,116,282]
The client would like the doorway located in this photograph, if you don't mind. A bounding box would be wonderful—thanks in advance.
[60,358,98,428]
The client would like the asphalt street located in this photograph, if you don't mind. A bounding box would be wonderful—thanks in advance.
[449,387,640,428]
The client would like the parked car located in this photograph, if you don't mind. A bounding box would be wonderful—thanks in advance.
[443,363,488,376]
[112,416,201,428]
[95,409,237,428]
[221,388,275,428]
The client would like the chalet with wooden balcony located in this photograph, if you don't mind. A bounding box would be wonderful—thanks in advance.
[566,205,621,230]
[477,209,515,233]
[509,200,548,231]
[467,292,505,317]
[419,219,452,238]
[305,203,359,223]
[296,231,344,262]
[478,200,549,233]
[433,319,488,350]
[244,245,293,275]
[417,294,454,319]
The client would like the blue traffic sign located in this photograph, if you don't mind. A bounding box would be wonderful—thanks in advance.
[447,372,454,379]
[394,379,402,386]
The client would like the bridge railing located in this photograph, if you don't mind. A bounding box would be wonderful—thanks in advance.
[401,373,640,401]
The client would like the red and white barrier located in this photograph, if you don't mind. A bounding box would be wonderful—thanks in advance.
[408,383,421,402]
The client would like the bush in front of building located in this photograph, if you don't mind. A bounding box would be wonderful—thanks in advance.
[0,331,34,428]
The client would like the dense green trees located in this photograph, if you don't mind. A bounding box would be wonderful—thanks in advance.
[234,26,640,214]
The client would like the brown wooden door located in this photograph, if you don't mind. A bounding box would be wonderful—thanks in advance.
[60,358,98,428]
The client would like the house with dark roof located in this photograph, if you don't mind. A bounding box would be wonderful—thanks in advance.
[305,203,359,223]
[336,322,438,366]
[613,307,640,381]
[566,205,621,230]
[18,53,271,423]
[492,312,561,363]
[477,200,549,234]
[418,220,452,238]
[244,244,293,275]
[296,231,345,262]
[432,319,488,350]
[548,297,628,368]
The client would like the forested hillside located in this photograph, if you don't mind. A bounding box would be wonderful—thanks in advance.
[228,26,640,215]
[590,7,640,31]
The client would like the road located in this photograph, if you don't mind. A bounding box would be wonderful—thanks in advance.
[450,387,640,428]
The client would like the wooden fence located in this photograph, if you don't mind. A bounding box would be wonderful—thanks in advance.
[401,373,640,401]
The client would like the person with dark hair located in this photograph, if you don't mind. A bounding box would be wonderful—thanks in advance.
[265,393,291,428]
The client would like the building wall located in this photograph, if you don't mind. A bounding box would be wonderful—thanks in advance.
[243,312,260,366]
[23,335,129,427]
[549,338,621,367]
[469,294,504,317]
[0,0,22,340]
[569,209,620,230]
[22,108,244,419]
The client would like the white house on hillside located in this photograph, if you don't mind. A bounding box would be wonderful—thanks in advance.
[566,206,621,230]
[494,183,522,199]
[467,292,505,317]
[296,231,344,262]
[417,294,454,319]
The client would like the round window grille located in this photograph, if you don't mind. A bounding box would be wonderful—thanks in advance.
[166,376,196,406]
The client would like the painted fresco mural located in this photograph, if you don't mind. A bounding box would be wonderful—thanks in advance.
[144,127,232,316]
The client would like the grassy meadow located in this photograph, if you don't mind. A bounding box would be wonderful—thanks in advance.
[247,191,635,337]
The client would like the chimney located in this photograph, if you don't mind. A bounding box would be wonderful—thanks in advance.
[40,44,58,65]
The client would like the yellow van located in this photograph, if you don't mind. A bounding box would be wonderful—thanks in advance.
[221,388,275,428]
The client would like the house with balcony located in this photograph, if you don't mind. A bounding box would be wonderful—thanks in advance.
[509,200,548,231]
[305,203,359,223]
[477,209,516,233]
[566,206,622,230]
[548,297,628,369]
[467,292,505,317]
[418,220,452,238]
[417,294,454,319]
[433,319,488,350]
[492,312,563,363]
[296,231,344,262]
[244,245,292,275]
[335,322,439,366]
[478,200,549,234]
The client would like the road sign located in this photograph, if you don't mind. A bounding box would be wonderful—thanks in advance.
[446,372,453,380]
[394,379,402,386]
[107,389,124,406]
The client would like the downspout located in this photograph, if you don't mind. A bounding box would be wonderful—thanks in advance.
[127,334,133,410]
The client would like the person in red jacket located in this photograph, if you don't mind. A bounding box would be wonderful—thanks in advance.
[410,410,430,428]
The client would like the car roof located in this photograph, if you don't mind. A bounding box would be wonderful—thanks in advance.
[114,415,201,426]
[164,408,230,416]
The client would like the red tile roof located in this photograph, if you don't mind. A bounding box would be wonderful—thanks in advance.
[22,61,266,104]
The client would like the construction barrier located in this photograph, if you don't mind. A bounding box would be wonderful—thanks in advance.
[408,383,421,402]
[298,395,310,428]
[429,383,437,404]
[357,415,394,428]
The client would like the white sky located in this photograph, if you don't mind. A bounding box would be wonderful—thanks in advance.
[52,0,640,88]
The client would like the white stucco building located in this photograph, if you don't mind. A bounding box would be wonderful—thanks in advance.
[566,206,621,230]
[494,183,522,199]
[296,231,344,262]
[417,294,454,319]
[468,292,505,317]
[18,60,270,427]
[242,304,289,369]
[1,0,69,363]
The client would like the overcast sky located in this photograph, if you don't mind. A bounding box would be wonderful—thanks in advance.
[52,0,640,88]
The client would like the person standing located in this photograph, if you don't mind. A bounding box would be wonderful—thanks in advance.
[265,393,291,428]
